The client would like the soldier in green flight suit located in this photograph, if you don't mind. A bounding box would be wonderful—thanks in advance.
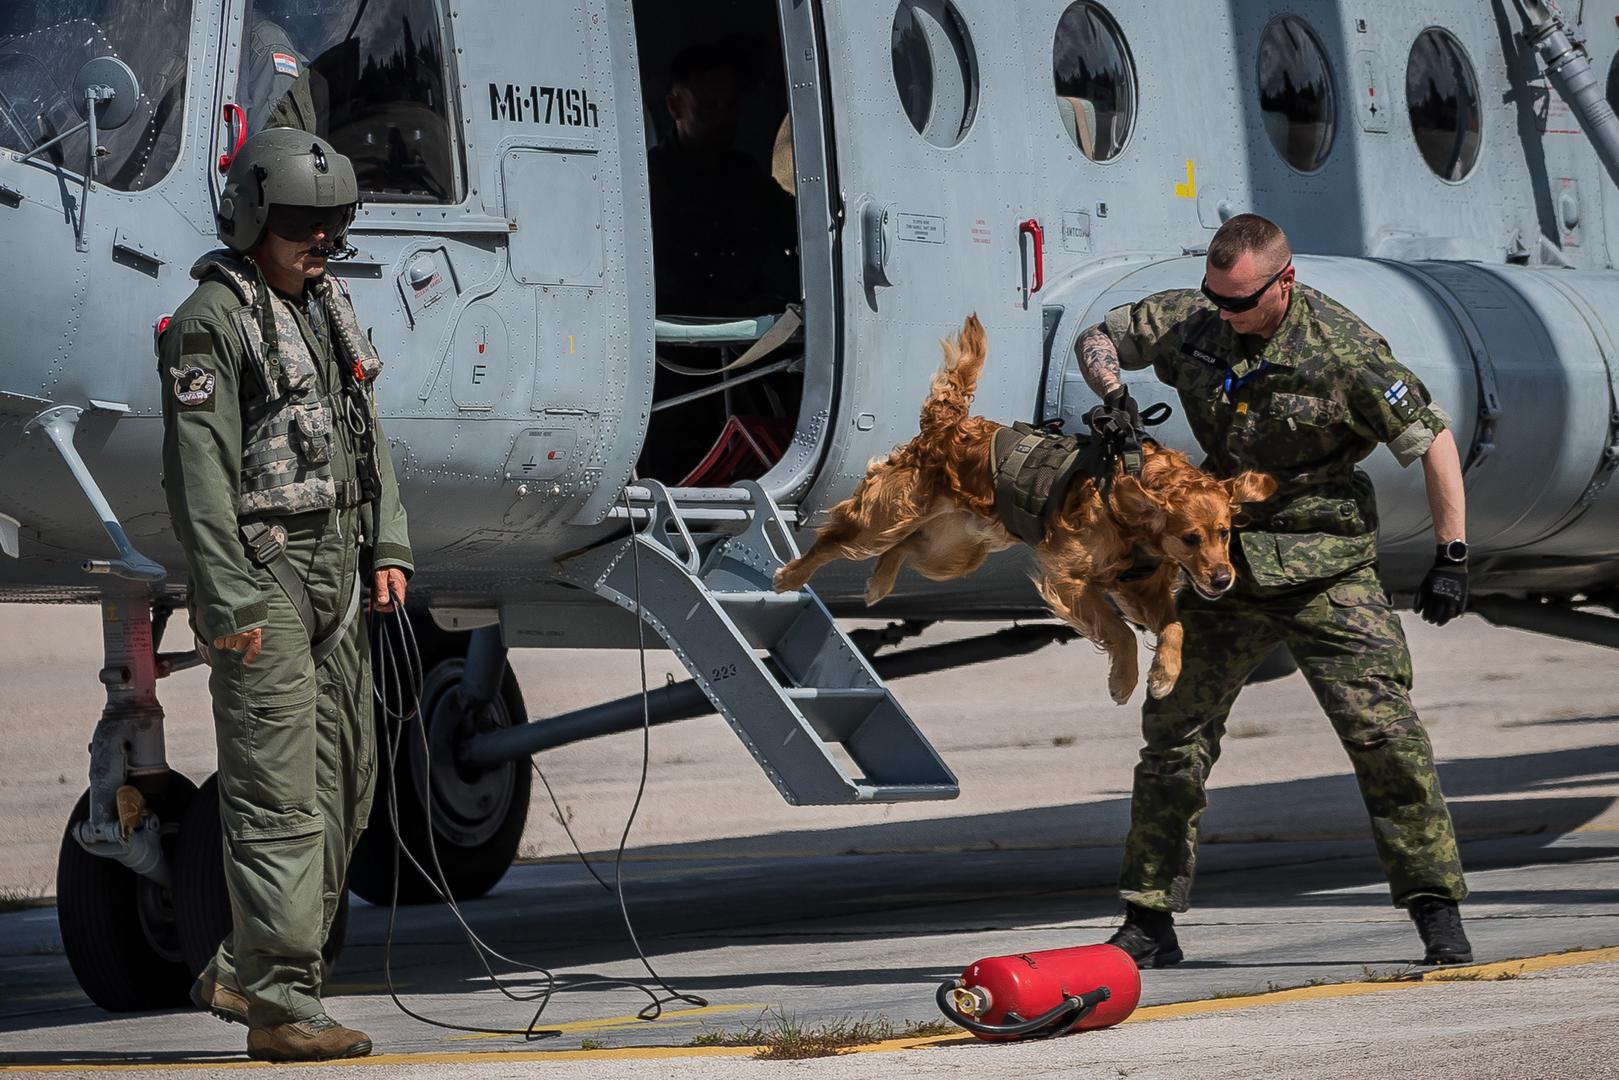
[1073,214,1473,969]
[158,128,411,1061]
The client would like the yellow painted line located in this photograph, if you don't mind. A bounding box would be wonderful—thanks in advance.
[448,1002,770,1040]
[0,1046,761,1072]
[1122,944,1619,1025]
[7,947,1618,1072]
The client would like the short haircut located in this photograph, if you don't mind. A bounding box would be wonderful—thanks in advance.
[1207,214,1291,271]
[669,43,744,89]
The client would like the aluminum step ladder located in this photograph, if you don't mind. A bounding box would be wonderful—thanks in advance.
[558,481,958,805]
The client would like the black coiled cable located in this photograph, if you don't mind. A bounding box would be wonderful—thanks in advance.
[368,503,706,1038]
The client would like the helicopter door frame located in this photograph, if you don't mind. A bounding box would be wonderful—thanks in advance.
[748,0,840,507]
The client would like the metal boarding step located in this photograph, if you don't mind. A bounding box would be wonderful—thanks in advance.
[558,481,958,805]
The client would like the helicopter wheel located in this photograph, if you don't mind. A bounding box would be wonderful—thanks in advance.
[56,772,197,1012]
[348,623,532,906]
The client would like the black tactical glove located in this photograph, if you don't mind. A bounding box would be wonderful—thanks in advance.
[1103,386,1143,434]
[1413,546,1468,626]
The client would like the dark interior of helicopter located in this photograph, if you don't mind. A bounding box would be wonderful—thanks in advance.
[630,0,806,488]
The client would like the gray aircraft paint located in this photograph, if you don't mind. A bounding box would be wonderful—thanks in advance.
[3,0,1619,624]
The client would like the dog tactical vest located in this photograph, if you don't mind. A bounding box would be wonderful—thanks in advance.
[189,251,383,518]
[992,423,1102,546]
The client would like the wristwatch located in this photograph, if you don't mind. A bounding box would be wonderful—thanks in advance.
[1437,539,1469,563]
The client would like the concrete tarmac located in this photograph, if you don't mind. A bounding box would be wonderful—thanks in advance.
[0,605,1616,1077]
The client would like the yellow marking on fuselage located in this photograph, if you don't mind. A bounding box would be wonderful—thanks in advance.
[1174,159,1197,198]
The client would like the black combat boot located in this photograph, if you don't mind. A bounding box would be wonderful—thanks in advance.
[1409,896,1473,965]
[1106,903,1184,969]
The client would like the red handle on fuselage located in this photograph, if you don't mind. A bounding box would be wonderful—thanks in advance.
[1020,218,1045,294]
[219,103,247,172]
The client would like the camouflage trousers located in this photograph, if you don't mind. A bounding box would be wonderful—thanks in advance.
[203,507,375,1027]
[1119,564,1467,912]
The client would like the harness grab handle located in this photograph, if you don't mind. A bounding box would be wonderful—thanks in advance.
[1139,401,1173,426]
[935,978,1110,1039]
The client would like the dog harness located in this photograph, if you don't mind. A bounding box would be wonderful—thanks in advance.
[991,403,1172,547]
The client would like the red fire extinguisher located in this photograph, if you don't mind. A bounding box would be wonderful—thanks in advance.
[936,943,1141,1041]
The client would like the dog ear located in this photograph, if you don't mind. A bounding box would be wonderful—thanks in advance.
[1110,475,1168,532]
[1225,470,1277,507]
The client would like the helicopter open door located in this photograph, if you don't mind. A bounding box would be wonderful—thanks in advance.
[815,1,1045,480]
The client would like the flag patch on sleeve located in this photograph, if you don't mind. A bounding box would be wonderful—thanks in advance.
[272,52,299,77]
[1383,380,1408,405]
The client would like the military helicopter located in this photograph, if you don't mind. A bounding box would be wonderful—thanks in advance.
[4,0,1619,1012]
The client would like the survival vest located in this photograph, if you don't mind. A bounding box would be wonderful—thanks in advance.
[188,250,383,519]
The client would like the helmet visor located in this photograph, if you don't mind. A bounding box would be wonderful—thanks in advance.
[265,203,356,244]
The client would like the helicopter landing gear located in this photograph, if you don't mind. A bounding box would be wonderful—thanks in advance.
[347,621,532,905]
[57,590,195,1011]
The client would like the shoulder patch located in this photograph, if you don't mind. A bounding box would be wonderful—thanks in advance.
[169,365,216,407]
[180,330,213,356]
[272,52,299,77]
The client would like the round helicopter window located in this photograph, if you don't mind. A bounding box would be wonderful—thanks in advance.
[1257,15,1337,173]
[1052,2,1135,161]
[891,0,977,147]
[1407,28,1482,182]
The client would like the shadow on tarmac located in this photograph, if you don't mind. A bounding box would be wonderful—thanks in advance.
[2,744,1617,1059]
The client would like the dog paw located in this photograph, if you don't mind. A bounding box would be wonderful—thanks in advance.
[1108,670,1138,705]
[773,566,799,593]
[1147,666,1179,700]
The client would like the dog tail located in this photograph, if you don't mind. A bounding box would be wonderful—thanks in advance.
[919,314,987,436]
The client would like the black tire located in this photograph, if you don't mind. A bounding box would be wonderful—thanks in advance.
[173,772,348,979]
[57,772,197,1013]
[348,626,531,906]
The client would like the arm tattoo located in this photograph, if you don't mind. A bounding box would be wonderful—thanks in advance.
[1076,324,1122,398]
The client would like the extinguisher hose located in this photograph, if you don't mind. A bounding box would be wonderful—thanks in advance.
[935,979,1112,1038]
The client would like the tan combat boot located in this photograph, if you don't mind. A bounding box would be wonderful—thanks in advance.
[246,1014,373,1062]
[189,971,248,1025]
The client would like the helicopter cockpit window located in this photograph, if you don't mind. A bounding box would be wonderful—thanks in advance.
[1257,15,1336,174]
[1406,28,1481,182]
[237,0,461,203]
[0,0,193,191]
[891,0,977,148]
[1052,2,1134,162]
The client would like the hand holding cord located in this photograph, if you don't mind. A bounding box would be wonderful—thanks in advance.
[1414,543,1468,626]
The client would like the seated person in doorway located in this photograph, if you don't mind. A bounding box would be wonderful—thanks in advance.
[242,19,325,137]
[649,43,799,317]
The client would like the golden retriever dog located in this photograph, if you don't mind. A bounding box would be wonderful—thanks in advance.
[773,315,1276,704]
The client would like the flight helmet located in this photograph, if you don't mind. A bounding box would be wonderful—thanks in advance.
[216,127,358,255]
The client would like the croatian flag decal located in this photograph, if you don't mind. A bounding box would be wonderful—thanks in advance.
[272,52,299,77]
[1384,379,1408,405]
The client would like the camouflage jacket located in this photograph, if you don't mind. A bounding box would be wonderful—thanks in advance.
[159,250,412,641]
[1102,285,1449,586]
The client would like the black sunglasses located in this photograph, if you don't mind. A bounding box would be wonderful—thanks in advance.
[1201,262,1292,313]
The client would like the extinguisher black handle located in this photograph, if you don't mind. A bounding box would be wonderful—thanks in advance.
[936,979,1111,1039]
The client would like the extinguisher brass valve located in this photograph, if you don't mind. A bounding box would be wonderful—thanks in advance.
[948,984,992,1017]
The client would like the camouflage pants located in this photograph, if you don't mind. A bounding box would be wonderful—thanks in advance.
[1118,565,1466,911]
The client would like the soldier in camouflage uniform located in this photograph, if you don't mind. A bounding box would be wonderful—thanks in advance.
[159,128,411,1060]
[1074,214,1473,968]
